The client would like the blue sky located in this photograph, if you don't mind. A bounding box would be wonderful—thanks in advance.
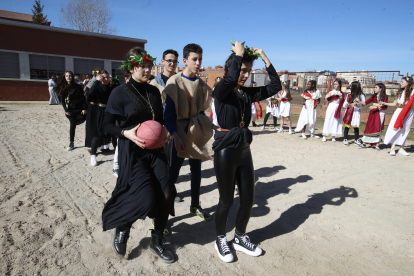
[1,0,413,73]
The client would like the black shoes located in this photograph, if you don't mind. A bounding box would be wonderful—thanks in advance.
[190,205,211,221]
[66,142,74,151]
[231,232,263,257]
[215,235,234,263]
[112,226,130,257]
[149,230,174,263]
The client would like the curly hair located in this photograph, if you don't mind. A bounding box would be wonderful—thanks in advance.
[53,71,76,97]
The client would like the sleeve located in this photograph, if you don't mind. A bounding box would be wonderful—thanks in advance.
[105,88,125,117]
[365,95,373,105]
[381,96,388,110]
[86,79,100,98]
[213,55,242,101]
[343,94,349,108]
[244,64,282,102]
[163,95,177,134]
[103,112,122,137]
[312,90,322,99]
[360,95,366,109]
[61,94,68,112]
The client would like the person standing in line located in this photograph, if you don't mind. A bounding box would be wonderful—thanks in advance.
[276,81,293,134]
[358,83,388,150]
[294,80,322,139]
[85,70,114,166]
[54,71,87,150]
[260,95,279,131]
[381,76,414,156]
[212,41,281,262]
[163,43,213,221]
[48,75,60,105]
[322,79,345,142]
[102,47,175,263]
[342,81,366,146]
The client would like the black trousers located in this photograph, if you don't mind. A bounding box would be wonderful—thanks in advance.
[344,127,359,140]
[168,138,201,207]
[214,144,255,236]
[65,111,82,142]
[263,112,277,127]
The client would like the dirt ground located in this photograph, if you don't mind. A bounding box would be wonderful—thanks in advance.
[1,102,413,276]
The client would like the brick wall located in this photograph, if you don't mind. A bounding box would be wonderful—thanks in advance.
[0,80,49,101]
[0,24,145,60]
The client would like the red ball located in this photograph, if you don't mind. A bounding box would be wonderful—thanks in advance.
[136,120,167,149]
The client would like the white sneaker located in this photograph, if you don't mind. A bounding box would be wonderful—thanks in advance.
[355,139,363,146]
[215,236,234,263]
[91,155,97,166]
[332,137,336,142]
[273,127,279,131]
[301,133,307,139]
[311,134,320,138]
[322,136,327,142]
[260,125,265,131]
[398,148,409,156]
[277,128,283,133]
[390,148,396,156]
[289,129,292,135]
[343,139,349,146]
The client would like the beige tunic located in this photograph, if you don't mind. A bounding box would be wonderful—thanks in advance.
[164,74,213,160]
[149,79,167,106]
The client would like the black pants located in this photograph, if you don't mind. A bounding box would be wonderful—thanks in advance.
[344,127,359,140]
[214,144,255,236]
[168,139,201,207]
[263,112,277,127]
[91,136,101,155]
[66,112,79,142]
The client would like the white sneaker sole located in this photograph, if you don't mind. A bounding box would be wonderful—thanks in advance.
[232,242,263,257]
[214,243,234,263]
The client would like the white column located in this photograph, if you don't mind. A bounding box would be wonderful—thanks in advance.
[65,57,74,72]
[104,60,112,74]
[19,52,30,80]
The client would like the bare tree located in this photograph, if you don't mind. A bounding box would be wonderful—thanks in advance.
[59,0,117,35]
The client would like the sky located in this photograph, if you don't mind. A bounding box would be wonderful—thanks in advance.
[1,0,413,73]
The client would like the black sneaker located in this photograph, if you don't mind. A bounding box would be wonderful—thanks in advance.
[148,230,174,263]
[66,142,74,151]
[358,143,366,149]
[190,205,211,220]
[215,235,234,263]
[231,233,262,257]
[112,169,119,178]
[112,226,130,257]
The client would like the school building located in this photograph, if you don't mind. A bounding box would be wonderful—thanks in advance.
[0,10,146,101]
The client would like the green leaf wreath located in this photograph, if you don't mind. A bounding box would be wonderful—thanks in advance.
[230,39,262,60]
[119,52,156,72]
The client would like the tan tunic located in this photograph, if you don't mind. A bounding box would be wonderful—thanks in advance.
[149,79,167,106]
[165,74,213,160]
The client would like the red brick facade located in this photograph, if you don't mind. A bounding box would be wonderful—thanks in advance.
[0,79,49,101]
[0,24,145,61]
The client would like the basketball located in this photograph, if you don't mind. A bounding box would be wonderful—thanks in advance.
[136,120,167,149]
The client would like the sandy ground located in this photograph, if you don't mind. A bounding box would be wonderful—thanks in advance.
[1,102,413,276]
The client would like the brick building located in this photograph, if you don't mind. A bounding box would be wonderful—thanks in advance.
[0,10,146,101]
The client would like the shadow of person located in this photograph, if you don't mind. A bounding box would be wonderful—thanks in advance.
[255,165,286,180]
[249,186,358,244]
[251,175,313,218]
[127,237,151,260]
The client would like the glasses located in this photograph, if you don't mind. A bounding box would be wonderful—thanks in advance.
[164,59,179,65]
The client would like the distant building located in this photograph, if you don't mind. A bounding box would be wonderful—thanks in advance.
[337,71,376,85]
[0,10,146,100]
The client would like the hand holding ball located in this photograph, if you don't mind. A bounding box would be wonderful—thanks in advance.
[136,120,167,149]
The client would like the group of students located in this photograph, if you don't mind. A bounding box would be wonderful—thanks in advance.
[251,76,414,156]
[55,40,413,265]
[74,41,277,264]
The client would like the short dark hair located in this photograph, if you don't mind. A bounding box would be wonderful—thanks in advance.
[163,49,179,60]
[183,43,203,59]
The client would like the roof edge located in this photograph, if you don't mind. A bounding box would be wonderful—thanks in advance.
[0,18,147,43]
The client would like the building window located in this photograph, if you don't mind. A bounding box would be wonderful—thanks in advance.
[29,54,65,80]
[0,51,20,79]
[111,62,125,84]
[74,58,104,82]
